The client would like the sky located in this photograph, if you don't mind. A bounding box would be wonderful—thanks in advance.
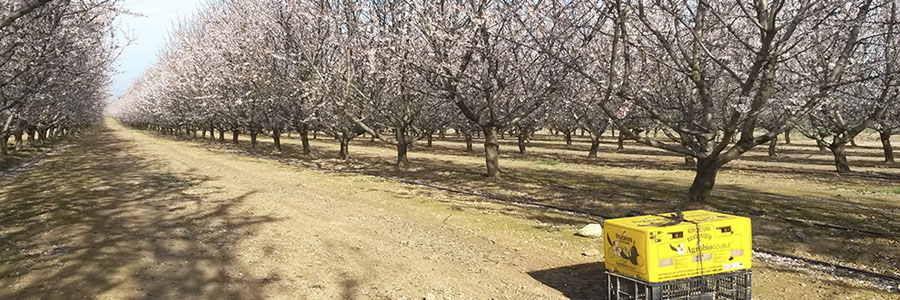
[111,0,205,98]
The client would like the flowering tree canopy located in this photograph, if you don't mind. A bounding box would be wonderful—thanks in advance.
[1,0,120,155]
[113,0,900,203]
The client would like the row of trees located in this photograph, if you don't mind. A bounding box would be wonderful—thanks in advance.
[114,0,900,203]
[0,0,119,156]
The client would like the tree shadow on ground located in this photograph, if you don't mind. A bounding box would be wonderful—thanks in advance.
[0,126,278,299]
[528,259,892,299]
[0,138,64,174]
[528,262,607,300]
[319,135,900,186]
[170,131,900,276]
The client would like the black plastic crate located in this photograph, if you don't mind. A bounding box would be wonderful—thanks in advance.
[607,270,751,300]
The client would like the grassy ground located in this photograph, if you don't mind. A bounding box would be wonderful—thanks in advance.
[190,126,900,278]
[0,120,896,299]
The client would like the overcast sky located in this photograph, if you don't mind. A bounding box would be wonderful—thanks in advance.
[111,0,205,98]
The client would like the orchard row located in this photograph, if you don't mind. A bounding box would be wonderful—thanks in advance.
[1,1,120,154]
[112,0,900,202]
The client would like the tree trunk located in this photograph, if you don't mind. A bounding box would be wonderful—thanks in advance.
[232,130,240,144]
[684,156,696,166]
[299,127,311,155]
[339,137,350,160]
[218,129,225,142]
[465,134,473,152]
[201,130,207,139]
[426,133,433,147]
[829,142,852,174]
[880,130,894,163]
[816,139,827,151]
[784,128,792,144]
[517,134,526,154]
[686,158,720,203]
[850,138,858,147]
[564,131,572,146]
[768,136,778,158]
[272,129,282,152]
[14,131,23,151]
[0,135,8,156]
[588,135,601,158]
[27,129,36,146]
[37,128,47,143]
[396,130,409,167]
[617,132,625,151]
[250,130,258,148]
[483,125,501,178]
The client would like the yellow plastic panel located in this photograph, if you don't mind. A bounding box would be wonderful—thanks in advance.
[604,210,752,282]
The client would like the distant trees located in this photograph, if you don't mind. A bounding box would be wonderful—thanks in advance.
[341,1,460,167]
[1,0,119,156]
[114,0,900,203]
[412,0,565,177]
[800,0,900,172]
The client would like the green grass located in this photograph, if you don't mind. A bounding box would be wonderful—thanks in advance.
[536,159,560,166]
[850,186,900,195]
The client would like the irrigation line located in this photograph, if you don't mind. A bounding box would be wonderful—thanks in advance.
[754,248,900,284]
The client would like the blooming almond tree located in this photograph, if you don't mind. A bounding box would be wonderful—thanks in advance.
[414,0,565,178]
[328,0,454,167]
[1,0,119,155]
[538,0,880,202]
[798,1,899,172]
[0,0,53,30]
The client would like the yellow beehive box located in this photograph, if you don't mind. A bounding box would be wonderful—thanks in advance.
[603,210,751,282]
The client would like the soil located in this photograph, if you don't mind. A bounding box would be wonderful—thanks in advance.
[231,127,900,280]
[0,120,896,299]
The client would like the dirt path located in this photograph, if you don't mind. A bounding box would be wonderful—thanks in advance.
[0,120,895,299]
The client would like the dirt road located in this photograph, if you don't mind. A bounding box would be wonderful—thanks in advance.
[0,120,894,299]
